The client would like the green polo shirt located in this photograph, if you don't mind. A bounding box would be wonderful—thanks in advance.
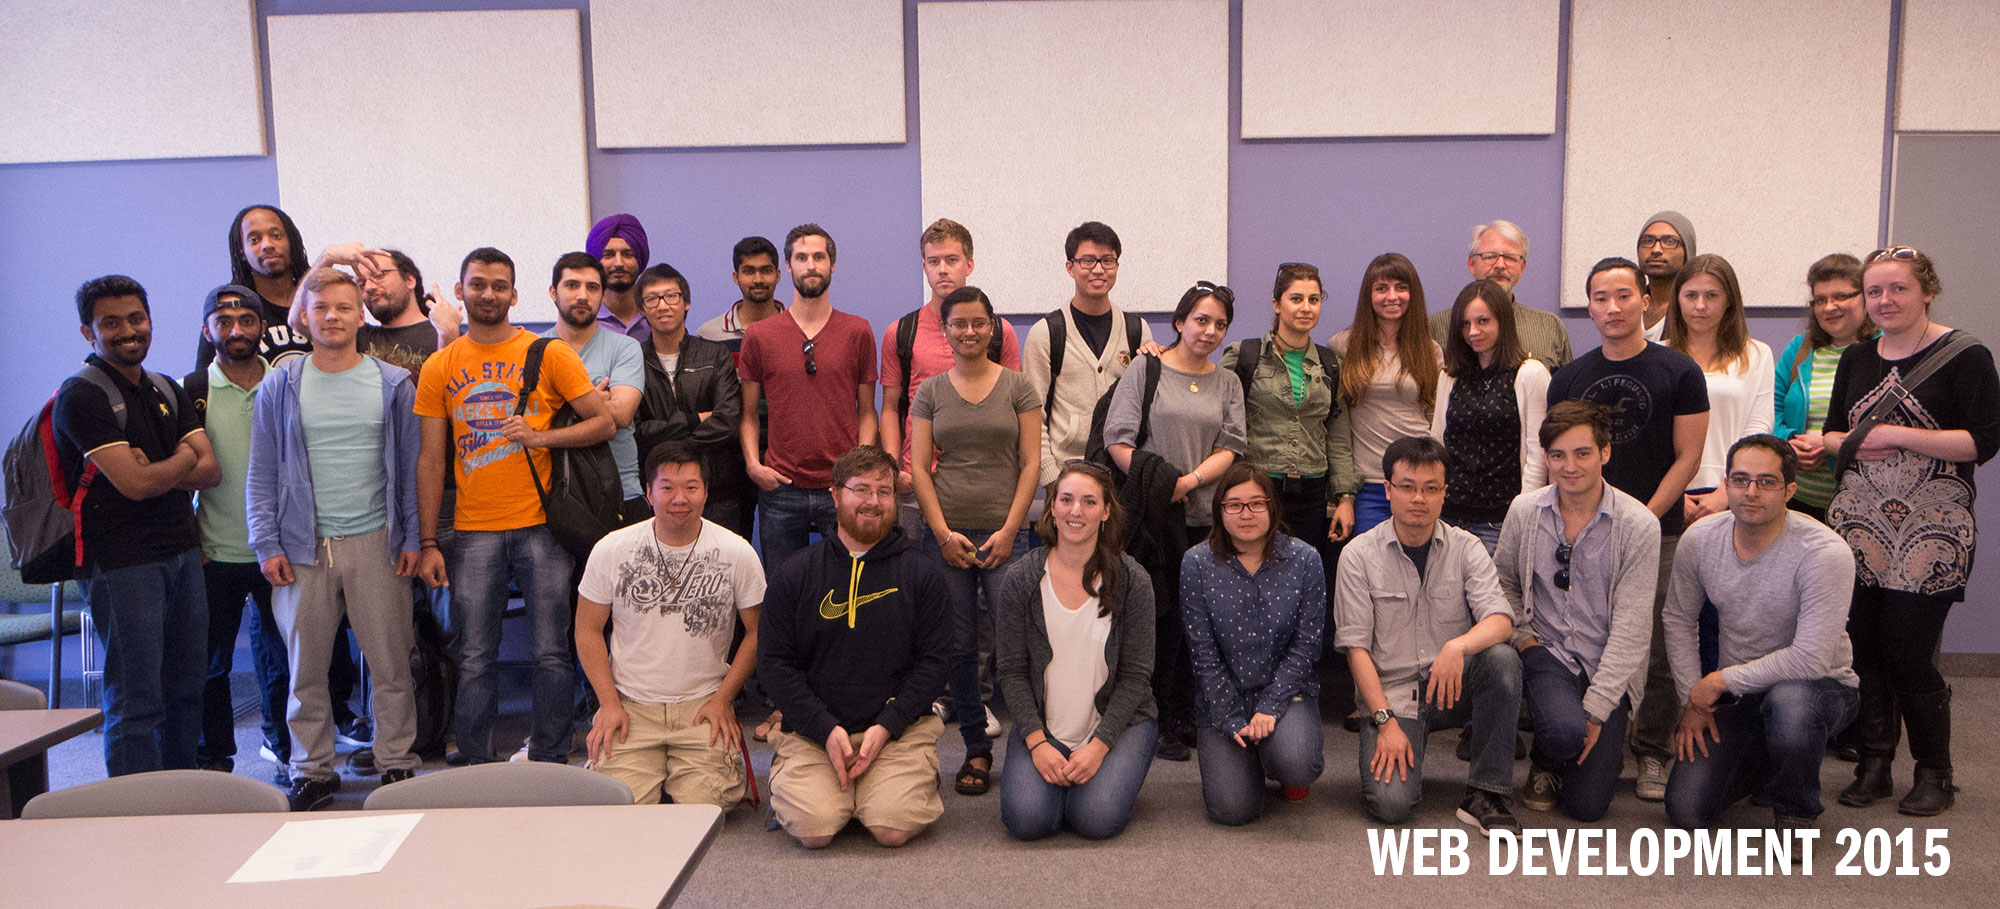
[195,359,265,563]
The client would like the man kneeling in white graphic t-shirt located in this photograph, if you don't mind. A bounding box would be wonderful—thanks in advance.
[576,440,767,807]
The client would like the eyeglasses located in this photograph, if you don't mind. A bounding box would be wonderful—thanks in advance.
[1808,289,1861,307]
[838,482,895,500]
[1219,499,1270,516]
[1724,473,1788,491]
[801,339,817,376]
[640,290,685,308]
[945,319,992,333]
[1869,245,1921,264]
[1071,255,1119,272]
[1637,234,1684,250]
[1060,458,1113,478]
[1554,542,1573,591]
[1389,481,1447,498]
[1473,251,1526,266]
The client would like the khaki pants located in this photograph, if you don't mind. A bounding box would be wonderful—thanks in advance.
[593,696,745,808]
[769,715,944,838]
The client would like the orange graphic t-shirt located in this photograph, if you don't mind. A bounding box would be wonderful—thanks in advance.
[415,328,597,531]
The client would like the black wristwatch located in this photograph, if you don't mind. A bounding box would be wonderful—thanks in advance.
[1371,708,1395,727]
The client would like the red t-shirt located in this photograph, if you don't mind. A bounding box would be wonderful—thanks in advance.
[739,309,878,488]
[879,303,1021,469]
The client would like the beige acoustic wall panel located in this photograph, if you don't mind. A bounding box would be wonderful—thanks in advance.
[1563,0,1890,311]
[268,10,590,325]
[1241,0,1559,138]
[0,0,264,164]
[592,0,905,148]
[919,0,1228,313]
[1898,0,2000,131]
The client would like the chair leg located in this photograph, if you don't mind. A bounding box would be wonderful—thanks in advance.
[47,583,63,709]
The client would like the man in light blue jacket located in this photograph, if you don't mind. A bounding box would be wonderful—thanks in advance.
[248,267,424,812]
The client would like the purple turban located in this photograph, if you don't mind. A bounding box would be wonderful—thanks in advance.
[586,213,650,271]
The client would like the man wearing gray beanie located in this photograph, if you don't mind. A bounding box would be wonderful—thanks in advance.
[1636,211,1696,343]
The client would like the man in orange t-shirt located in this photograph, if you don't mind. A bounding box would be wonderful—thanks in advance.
[415,247,615,765]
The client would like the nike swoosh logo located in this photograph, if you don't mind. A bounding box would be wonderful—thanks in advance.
[819,587,899,621]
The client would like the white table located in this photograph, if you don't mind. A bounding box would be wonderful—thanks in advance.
[0,802,723,907]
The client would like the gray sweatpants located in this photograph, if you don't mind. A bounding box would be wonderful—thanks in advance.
[273,527,419,780]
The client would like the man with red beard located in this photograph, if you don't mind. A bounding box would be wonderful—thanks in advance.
[757,445,951,848]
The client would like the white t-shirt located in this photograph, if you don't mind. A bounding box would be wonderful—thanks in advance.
[578,518,766,705]
[1040,573,1111,750]
[1691,339,1775,490]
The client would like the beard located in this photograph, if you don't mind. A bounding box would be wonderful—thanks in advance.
[837,504,891,547]
[791,272,831,299]
[606,278,635,294]
[366,294,411,325]
[558,303,598,328]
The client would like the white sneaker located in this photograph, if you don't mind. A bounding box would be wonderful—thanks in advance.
[984,706,1002,739]
[1523,770,1560,811]
[1635,756,1669,802]
[509,743,532,763]
[931,699,953,722]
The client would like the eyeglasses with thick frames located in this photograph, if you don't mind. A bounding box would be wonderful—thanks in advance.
[1219,499,1270,516]
[1071,255,1120,272]
[640,290,685,308]
[1724,473,1788,491]
[1637,234,1684,250]
[801,339,817,376]
[1554,542,1573,591]
[1473,251,1526,266]
[1808,289,1861,307]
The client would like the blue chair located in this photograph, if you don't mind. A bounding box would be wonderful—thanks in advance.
[0,573,90,708]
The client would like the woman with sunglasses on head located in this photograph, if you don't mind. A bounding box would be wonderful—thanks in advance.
[1103,280,1247,760]
[1822,246,2000,817]
[1333,253,1442,535]
[1774,254,1876,524]
[1666,255,1774,523]
[908,285,1042,796]
[994,461,1157,839]
[1180,464,1325,825]
[1431,279,1551,555]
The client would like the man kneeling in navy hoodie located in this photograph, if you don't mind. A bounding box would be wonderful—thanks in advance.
[759,444,952,847]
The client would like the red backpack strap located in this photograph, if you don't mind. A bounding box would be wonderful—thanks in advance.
[737,729,761,809]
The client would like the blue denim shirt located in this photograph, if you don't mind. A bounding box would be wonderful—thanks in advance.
[1180,534,1325,732]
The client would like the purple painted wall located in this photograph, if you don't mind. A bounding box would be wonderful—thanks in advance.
[3,0,1995,652]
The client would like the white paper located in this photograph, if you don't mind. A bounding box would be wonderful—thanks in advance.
[227,814,423,883]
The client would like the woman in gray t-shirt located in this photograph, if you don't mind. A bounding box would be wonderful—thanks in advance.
[1103,282,1248,528]
[910,285,1042,795]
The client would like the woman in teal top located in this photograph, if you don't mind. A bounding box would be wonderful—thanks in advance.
[1774,253,1875,522]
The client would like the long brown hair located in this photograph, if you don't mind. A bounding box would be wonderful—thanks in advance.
[1207,463,1286,564]
[1441,279,1525,377]
[1271,262,1322,333]
[1666,254,1750,373]
[1034,461,1126,616]
[1339,252,1438,411]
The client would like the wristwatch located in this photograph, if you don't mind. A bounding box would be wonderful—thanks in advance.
[1371,708,1395,727]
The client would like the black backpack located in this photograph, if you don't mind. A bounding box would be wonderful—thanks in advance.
[1230,338,1341,410]
[1084,353,1162,470]
[892,308,1005,426]
[518,338,624,563]
[1044,307,1145,427]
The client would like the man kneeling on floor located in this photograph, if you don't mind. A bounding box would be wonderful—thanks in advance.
[1335,435,1523,836]
[759,444,951,847]
[1664,434,1858,832]
[576,441,766,806]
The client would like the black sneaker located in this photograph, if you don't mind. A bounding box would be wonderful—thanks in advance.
[1154,730,1191,762]
[446,750,475,766]
[379,768,416,787]
[200,759,234,773]
[286,776,342,812]
[1456,789,1521,837]
[336,717,374,747]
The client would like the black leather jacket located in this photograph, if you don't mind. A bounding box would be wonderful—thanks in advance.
[635,332,744,495]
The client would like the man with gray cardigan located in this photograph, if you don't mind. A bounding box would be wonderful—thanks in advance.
[1495,401,1658,821]
[1662,434,1858,831]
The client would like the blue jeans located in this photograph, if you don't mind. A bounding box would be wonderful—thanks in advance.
[757,482,837,569]
[1354,483,1390,535]
[1196,696,1324,825]
[1665,678,1858,826]
[448,525,574,763]
[1357,645,1521,823]
[926,526,1032,758]
[1445,517,1503,556]
[80,548,208,776]
[1521,645,1630,821]
[1001,719,1157,840]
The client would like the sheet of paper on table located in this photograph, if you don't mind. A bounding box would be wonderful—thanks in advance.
[226,813,424,883]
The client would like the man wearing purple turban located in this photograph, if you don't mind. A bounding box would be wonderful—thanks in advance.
[587,213,652,344]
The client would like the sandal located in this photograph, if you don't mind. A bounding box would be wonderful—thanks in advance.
[954,756,992,796]
[753,711,782,742]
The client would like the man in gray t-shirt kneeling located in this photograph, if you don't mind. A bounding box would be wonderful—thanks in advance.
[1662,434,1859,833]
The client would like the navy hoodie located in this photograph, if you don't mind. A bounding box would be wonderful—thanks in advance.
[758,524,951,743]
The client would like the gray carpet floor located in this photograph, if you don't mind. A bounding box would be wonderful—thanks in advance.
[32,674,1996,907]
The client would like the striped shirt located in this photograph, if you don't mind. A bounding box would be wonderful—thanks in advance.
[1792,344,1846,508]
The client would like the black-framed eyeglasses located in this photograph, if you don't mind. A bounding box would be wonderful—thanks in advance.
[802,339,817,376]
[1638,234,1683,250]
[1724,473,1787,491]
[1071,255,1119,271]
[1473,251,1526,265]
[1554,542,1573,591]
[1808,289,1861,307]
[1219,499,1270,516]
